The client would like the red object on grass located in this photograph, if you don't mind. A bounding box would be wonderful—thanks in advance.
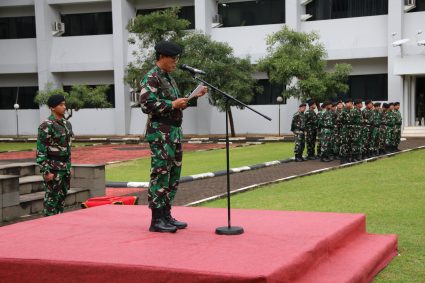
[0,206,397,282]
[81,196,138,208]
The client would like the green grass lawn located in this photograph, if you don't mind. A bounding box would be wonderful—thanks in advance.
[0,142,94,152]
[106,142,294,181]
[201,150,425,282]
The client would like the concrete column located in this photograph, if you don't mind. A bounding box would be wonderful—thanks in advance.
[112,0,135,135]
[285,0,301,31]
[34,0,62,122]
[194,0,216,35]
[387,0,404,103]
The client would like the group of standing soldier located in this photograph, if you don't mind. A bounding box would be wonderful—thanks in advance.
[291,99,402,164]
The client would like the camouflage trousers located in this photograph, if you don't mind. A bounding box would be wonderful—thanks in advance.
[361,126,372,154]
[379,125,386,151]
[395,125,402,147]
[43,171,70,216]
[148,141,182,209]
[340,126,354,158]
[305,129,317,156]
[385,125,395,147]
[320,128,332,157]
[293,131,305,157]
[371,127,380,153]
[333,127,341,156]
[353,125,363,155]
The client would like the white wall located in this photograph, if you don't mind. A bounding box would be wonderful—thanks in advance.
[50,35,114,72]
[0,39,37,73]
[0,110,39,135]
[68,109,115,135]
[301,15,388,60]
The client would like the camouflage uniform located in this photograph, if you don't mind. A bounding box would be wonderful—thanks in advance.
[333,109,343,157]
[318,109,334,160]
[352,107,364,158]
[305,108,318,157]
[361,107,374,157]
[36,115,73,216]
[371,109,382,155]
[339,108,355,161]
[386,110,396,149]
[394,109,402,149]
[291,111,306,158]
[379,110,388,153]
[316,109,324,156]
[140,65,195,209]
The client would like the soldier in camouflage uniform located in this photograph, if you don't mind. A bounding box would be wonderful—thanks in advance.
[371,102,382,156]
[352,99,364,161]
[339,99,355,164]
[386,103,397,152]
[316,103,324,156]
[304,100,318,160]
[139,41,207,233]
[333,101,343,159]
[291,103,306,162]
[394,102,402,151]
[361,100,374,158]
[379,103,389,154]
[318,102,333,162]
[36,94,73,216]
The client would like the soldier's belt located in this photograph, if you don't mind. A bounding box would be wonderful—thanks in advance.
[151,116,182,127]
[47,155,70,162]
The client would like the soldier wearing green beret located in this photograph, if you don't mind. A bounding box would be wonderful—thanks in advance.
[36,94,74,216]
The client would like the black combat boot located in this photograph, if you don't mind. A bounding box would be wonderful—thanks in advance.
[149,207,177,233]
[164,204,187,229]
[295,155,303,162]
[340,156,347,165]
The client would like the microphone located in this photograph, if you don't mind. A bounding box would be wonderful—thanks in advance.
[179,64,206,75]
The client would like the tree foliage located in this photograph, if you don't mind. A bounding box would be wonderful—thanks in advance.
[257,26,351,102]
[126,7,260,135]
[34,84,111,120]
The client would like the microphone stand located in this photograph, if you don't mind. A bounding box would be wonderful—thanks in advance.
[190,73,271,235]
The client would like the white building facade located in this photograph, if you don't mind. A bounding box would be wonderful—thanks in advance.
[0,0,424,136]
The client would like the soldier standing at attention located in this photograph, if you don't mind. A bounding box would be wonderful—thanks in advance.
[140,41,208,233]
[361,100,374,158]
[339,99,355,164]
[36,94,73,216]
[371,102,382,156]
[305,100,318,160]
[386,103,397,152]
[316,103,324,157]
[333,101,343,160]
[291,103,307,162]
[394,102,403,151]
[380,103,389,154]
[318,101,333,162]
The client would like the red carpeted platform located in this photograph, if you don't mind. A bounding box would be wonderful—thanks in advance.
[0,206,397,283]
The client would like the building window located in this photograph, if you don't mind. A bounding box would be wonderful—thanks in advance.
[0,16,36,39]
[63,85,115,108]
[137,6,195,29]
[409,0,425,12]
[61,12,113,36]
[336,74,388,101]
[218,0,285,27]
[306,0,388,21]
[0,87,39,109]
[250,79,286,105]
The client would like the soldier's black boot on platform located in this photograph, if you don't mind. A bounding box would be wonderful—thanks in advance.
[164,204,187,229]
[149,208,177,233]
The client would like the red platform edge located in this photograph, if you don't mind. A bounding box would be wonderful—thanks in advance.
[0,206,397,283]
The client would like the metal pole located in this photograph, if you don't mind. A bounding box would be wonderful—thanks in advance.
[278,104,281,136]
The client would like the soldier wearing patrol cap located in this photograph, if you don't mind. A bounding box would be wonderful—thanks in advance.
[139,41,208,233]
[36,94,74,216]
[291,103,307,161]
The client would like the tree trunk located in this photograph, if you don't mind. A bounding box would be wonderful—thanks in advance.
[228,108,236,137]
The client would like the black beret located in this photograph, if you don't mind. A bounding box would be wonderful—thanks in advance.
[394,102,400,106]
[382,103,389,108]
[373,102,381,107]
[388,102,394,106]
[365,99,372,105]
[306,99,315,105]
[344,98,352,103]
[332,101,338,107]
[154,41,182,56]
[299,103,306,107]
[47,94,65,108]
[354,99,363,105]
[322,101,331,107]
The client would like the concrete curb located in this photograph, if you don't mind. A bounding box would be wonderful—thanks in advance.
[105,157,294,188]
[184,145,425,206]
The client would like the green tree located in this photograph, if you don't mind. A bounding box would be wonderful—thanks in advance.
[34,84,111,120]
[257,26,351,102]
[126,8,260,136]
